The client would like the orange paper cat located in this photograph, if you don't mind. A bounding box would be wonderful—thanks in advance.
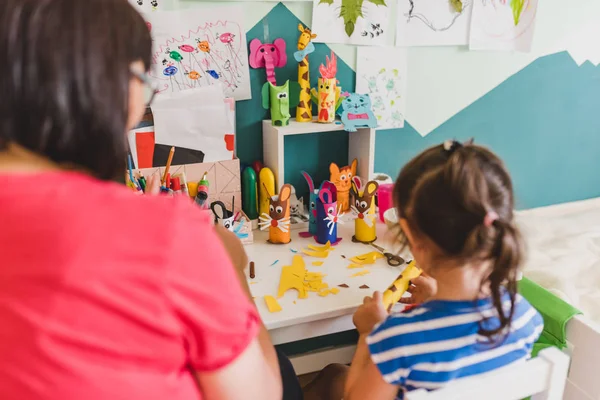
[330,159,357,212]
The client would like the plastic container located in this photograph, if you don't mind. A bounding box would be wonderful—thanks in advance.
[378,183,394,223]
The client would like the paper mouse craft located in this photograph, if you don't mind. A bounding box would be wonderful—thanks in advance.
[351,180,379,244]
[258,184,292,244]
[340,93,377,132]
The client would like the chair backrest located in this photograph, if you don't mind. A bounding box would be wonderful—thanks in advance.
[408,347,569,400]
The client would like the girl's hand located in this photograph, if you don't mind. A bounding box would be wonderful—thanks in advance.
[399,274,437,305]
[353,291,388,335]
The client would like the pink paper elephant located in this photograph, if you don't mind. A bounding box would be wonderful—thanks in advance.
[249,38,287,85]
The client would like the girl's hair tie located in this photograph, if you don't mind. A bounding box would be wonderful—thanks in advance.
[443,138,475,154]
[484,211,499,227]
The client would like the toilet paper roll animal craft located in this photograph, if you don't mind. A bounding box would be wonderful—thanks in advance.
[295,24,317,123]
[262,80,301,127]
[315,181,343,245]
[299,171,319,238]
[330,159,357,212]
[351,180,379,244]
[258,183,292,244]
[249,38,287,85]
[340,93,378,132]
[311,51,345,123]
[210,197,235,228]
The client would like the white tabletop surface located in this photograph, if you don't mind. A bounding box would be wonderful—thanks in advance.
[244,216,409,331]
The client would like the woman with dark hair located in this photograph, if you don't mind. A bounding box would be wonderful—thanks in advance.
[0,0,285,399]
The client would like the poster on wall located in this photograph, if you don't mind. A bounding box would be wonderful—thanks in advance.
[469,0,539,52]
[356,47,407,129]
[311,0,393,46]
[145,6,252,101]
[395,0,473,46]
[128,0,179,13]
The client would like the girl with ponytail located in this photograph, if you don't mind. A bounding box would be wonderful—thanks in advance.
[304,140,544,400]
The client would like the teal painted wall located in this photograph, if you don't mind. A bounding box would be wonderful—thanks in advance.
[237,4,600,209]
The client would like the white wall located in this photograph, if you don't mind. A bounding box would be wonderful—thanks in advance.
[179,0,600,136]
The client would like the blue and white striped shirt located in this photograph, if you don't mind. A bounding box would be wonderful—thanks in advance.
[367,292,543,399]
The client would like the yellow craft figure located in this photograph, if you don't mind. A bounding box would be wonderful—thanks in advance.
[382,261,422,311]
[351,180,379,244]
[295,24,317,122]
[330,158,357,212]
[311,51,344,123]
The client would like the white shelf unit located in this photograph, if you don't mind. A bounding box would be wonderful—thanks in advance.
[262,118,376,188]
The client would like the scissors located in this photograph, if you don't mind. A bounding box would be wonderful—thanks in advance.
[370,243,405,267]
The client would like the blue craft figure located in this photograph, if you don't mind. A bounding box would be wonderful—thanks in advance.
[340,93,378,132]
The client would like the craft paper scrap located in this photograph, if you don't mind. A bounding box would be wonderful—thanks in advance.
[264,295,282,313]
[312,0,393,46]
[145,6,251,100]
[151,84,233,162]
[351,270,371,277]
[395,0,473,46]
[356,47,407,130]
[469,0,539,52]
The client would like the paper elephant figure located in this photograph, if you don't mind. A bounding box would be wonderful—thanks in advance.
[262,80,301,127]
[249,38,287,86]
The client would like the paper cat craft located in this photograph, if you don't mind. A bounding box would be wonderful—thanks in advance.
[299,171,319,238]
[340,93,378,132]
[330,159,357,212]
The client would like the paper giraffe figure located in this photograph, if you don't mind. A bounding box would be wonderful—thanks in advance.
[261,80,301,127]
[340,93,378,132]
[299,171,320,238]
[330,159,357,213]
[311,51,345,123]
[249,38,287,85]
[295,24,317,123]
[351,180,379,244]
[259,184,292,244]
[315,181,343,245]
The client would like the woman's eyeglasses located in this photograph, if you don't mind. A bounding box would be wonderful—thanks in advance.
[130,68,158,106]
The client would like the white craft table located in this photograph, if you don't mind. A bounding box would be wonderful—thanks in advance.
[244,216,407,374]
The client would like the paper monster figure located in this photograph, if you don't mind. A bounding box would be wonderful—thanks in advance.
[340,93,378,132]
[311,51,345,123]
[351,180,379,244]
[249,38,287,85]
[330,159,357,213]
[299,171,320,238]
[315,181,343,245]
[295,24,317,122]
[262,80,301,127]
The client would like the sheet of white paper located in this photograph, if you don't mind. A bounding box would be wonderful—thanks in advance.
[151,84,233,162]
[356,47,407,130]
[311,0,393,46]
[469,0,539,52]
[395,0,473,46]
[145,6,251,101]
[128,0,178,13]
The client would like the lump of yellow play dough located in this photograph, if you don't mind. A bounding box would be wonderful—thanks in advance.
[264,296,282,313]
[350,270,371,277]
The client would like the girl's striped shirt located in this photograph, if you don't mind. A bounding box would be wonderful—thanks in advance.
[367,292,543,399]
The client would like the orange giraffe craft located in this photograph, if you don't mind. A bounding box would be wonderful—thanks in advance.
[294,24,317,123]
[330,159,357,212]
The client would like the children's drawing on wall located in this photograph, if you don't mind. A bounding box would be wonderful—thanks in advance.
[311,0,393,46]
[145,7,251,101]
[396,0,473,46]
[469,0,539,52]
[356,47,407,129]
[129,0,173,12]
